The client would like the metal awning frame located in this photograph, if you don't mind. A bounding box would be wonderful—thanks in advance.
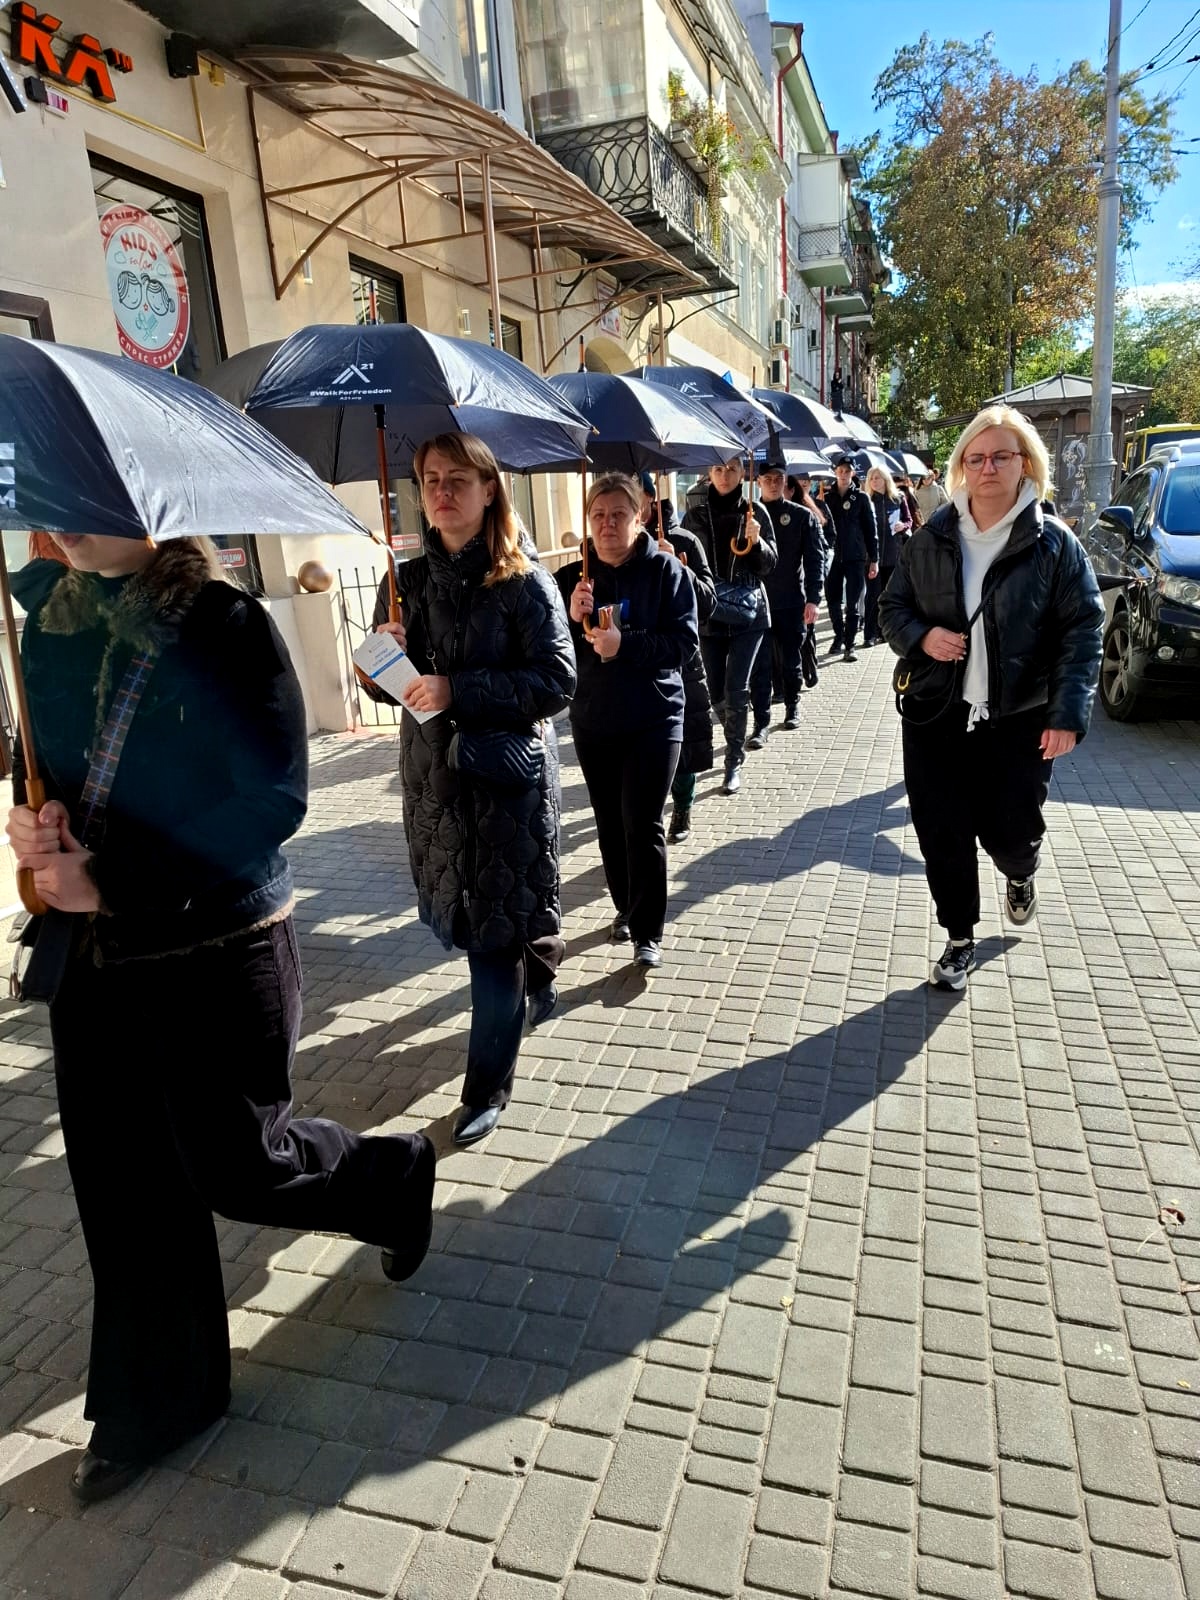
[237,48,707,372]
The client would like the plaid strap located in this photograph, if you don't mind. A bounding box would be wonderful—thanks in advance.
[76,652,157,853]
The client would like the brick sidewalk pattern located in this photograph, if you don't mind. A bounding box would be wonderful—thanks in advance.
[0,640,1199,1599]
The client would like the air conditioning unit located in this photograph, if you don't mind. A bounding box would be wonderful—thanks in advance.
[807,329,819,352]
[768,357,785,387]
[771,318,788,350]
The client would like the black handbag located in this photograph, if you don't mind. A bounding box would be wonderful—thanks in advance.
[801,626,820,688]
[712,578,761,630]
[9,909,78,1005]
[892,596,986,724]
[448,725,546,788]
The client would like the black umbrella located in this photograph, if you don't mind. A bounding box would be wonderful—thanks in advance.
[636,366,776,452]
[208,325,593,617]
[0,334,371,913]
[547,371,744,474]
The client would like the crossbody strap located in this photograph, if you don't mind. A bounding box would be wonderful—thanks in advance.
[76,652,157,852]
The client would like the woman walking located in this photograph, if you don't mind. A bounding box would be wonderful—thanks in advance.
[879,406,1103,990]
[682,457,776,794]
[366,434,575,1146]
[8,531,437,1505]
[863,464,912,646]
[558,474,698,966]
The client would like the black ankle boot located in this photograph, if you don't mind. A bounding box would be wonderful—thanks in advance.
[668,805,692,842]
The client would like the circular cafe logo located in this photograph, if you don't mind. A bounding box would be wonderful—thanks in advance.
[99,204,191,369]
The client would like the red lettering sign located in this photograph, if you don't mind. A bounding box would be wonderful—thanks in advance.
[10,4,131,102]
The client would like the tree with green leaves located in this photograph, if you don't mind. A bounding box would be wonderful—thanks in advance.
[858,34,1178,434]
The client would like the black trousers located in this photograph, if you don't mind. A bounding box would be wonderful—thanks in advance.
[49,918,434,1464]
[863,564,895,644]
[825,560,866,647]
[751,609,805,723]
[902,705,1053,938]
[700,629,763,768]
[464,934,563,1110]
[574,726,681,943]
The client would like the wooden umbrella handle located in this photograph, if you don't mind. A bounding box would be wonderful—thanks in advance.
[731,499,754,557]
[16,776,48,917]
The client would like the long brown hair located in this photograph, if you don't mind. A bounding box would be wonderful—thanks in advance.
[414,433,530,586]
[28,531,69,564]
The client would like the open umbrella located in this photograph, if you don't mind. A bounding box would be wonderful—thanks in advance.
[547,372,744,475]
[835,411,883,446]
[821,443,897,477]
[752,445,834,478]
[0,334,371,912]
[752,388,844,449]
[636,367,777,452]
[209,324,592,619]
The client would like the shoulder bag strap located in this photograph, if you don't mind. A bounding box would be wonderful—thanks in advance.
[75,651,158,852]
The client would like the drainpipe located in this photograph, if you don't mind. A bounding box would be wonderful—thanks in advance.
[777,24,803,390]
[820,286,826,400]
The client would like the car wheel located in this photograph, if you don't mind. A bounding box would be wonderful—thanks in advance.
[1099,612,1148,722]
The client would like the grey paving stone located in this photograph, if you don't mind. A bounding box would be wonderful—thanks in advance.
[851,1318,918,1393]
[995,1377,1075,1469]
[838,1475,915,1531]
[495,1470,596,1580]
[396,1531,493,1600]
[762,1399,841,1494]
[743,1533,827,1597]
[754,1487,832,1544]
[285,1509,418,1595]
[1072,1409,1163,1504]
[659,1483,753,1597]
[1004,1541,1094,1600]
[1090,1547,1185,1600]
[829,1520,914,1600]
[917,1506,998,1568]
[779,1325,850,1404]
[343,1453,468,1527]
[577,1520,661,1583]
[594,1433,686,1529]
[1086,1494,1175,1558]
[843,1389,917,1483]
[920,1461,996,1519]
[857,1257,920,1321]
[1001,1508,1086,1553]
[921,1378,995,1469]
[712,1303,785,1381]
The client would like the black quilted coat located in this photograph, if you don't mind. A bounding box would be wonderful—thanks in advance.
[879,499,1104,735]
[368,532,576,952]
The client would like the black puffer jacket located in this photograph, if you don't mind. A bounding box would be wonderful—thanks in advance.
[879,499,1104,735]
[368,531,576,951]
[663,521,716,775]
[682,485,777,637]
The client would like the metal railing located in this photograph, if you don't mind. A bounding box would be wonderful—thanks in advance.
[791,222,855,270]
[537,116,734,285]
[339,565,401,728]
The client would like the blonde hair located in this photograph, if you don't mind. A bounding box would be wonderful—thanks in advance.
[414,433,530,586]
[945,405,1052,502]
[865,465,901,502]
[585,473,644,520]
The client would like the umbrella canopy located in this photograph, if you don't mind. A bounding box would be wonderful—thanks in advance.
[636,366,776,452]
[208,324,593,479]
[0,335,370,540]
[898,451,930,478]
[821,443,897,477]
[834,410,883,445]
[752,388,845,448]
[751,445,834,477]
[548,372,745,473]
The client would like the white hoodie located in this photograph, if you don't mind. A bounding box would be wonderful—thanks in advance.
[953,480,1038,729]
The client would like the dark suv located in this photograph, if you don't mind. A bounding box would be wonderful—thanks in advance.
[1083,443,1200,720]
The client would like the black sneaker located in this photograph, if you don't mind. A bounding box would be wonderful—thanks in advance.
[635,941,662,968]
[782,704,800,730]
[667,806,691,843]
[843,647,858,663]
[1005,877,1037,926]
[746,725,769,751]
[931,940,976,991]
[611,914,631,942]
[827,639,843,657]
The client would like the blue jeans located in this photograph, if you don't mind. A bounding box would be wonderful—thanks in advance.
[701,628,764,769]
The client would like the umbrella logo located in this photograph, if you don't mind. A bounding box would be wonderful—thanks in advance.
[98,204,190,370]
[331,363,376,387]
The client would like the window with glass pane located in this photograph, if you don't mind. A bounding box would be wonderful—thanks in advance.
[516,0,645,131]
[486,315,537,540]
[350,260,405,325]
[458,0,502,110]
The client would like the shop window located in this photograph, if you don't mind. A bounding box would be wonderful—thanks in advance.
[350,260,406,325]
[88,159,262,593]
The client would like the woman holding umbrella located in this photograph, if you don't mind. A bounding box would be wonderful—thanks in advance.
[7,530,438,1505]
[364,434,575,1147]
[557,474,698,965]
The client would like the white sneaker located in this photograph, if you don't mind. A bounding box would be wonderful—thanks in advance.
[1005,877,1037,926]
[931,940,976,990]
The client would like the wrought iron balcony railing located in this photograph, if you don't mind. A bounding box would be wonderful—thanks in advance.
[537,116,736,291]
[791,222,854,270]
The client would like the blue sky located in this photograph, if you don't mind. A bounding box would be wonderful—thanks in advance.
[776,0,1199,292]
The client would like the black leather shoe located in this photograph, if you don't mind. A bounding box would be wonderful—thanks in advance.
[746,725,768,751]
[71,1451,148,1505]
[611,914,631,942]
[783,705,800,730]
[721,766,741,796]
[635,941,663,968]
[843,647,858,663]
[526,984,557,1028]
[381,1132,437,1282]
[453,1104,501,1147]
[827,639,843,657]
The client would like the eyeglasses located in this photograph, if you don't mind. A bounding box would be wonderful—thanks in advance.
[962,450,1023,471]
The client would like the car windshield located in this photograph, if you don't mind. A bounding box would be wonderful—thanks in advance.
[1160,466,1200,536]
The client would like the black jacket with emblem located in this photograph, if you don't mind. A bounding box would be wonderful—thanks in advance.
[878,499,1104,735]
[825,484,879,565]
[14,544,307,962]
[757,497,825,613]
[367,529,575,952]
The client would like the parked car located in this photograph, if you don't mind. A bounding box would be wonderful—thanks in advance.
[1082,442,1200,721]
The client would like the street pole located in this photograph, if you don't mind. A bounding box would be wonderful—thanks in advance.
[1085,0,1122,519]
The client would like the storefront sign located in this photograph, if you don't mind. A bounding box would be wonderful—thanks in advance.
[99,204,191,369]
[218,548,246,569]
[10,5,133,104]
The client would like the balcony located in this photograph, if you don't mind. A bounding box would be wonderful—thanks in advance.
[826,254,874,321]
[537,117,737,293]
[791,224,854,291]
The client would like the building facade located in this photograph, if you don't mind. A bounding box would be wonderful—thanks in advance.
[0,0,881,736]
